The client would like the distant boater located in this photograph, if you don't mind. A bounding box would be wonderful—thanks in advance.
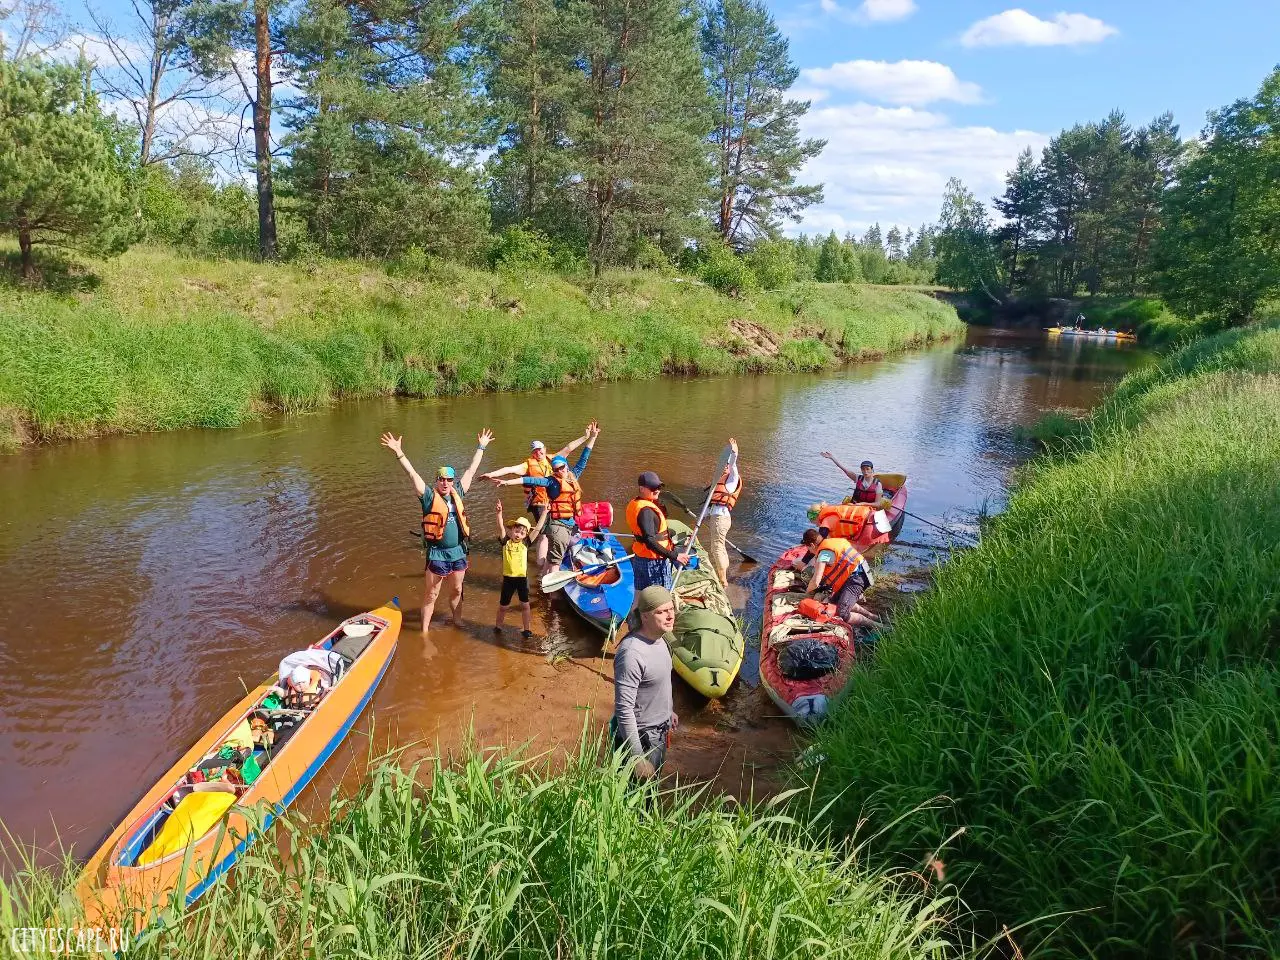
[821,451,883,504]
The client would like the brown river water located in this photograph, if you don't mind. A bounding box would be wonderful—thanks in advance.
[0,328,1145,868]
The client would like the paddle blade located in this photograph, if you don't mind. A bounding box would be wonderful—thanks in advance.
[540,569,580,593]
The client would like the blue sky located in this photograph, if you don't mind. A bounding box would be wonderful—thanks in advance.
[772,0,1280,235]
[22,0,1280,237]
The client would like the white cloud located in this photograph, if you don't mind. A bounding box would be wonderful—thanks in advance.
[800,60,982,107]
[858,0,917,22]
[47,32,147,66]
[792,102,1050,235]
[960,9,1117,47]
[816,0,916,24]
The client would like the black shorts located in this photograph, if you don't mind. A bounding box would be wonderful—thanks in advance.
[500,575,530,605]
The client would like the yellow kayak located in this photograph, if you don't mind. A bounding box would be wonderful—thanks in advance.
[666,520,744,698]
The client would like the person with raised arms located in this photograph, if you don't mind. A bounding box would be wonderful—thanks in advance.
[481,420,598,567]
[820,451,884,505]
[490,421,600,570]
[381,427,493,635]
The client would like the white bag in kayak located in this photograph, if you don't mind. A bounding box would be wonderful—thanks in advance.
[873,509,892,534]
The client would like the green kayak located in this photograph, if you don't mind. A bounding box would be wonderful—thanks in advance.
[666,519,744,697]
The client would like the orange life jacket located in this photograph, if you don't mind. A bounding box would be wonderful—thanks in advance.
[853,474,880,504]
[549,472,582,522]
[817,537,868,593]
[817,503,874,540]
[422,488,469,544]
[626,497,671,560]
[710,472,742,510]
[524,455,552,506]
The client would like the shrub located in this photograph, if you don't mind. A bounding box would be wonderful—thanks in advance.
[746,239,798,289]
[489,224,556,271]
[695,242,758,295]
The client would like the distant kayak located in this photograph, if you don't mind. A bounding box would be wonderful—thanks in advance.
[759,546,858,725]
[666,519,744,698]
[76,603,402,934]
[1046,327,1137,342]
[560,529,635,633]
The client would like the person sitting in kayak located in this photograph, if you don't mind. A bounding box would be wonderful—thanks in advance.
[820,452,883,504]
[807,501,876,542]
[495,500,548,640]
[271,664,330,710]
[491,421,599,570]
[798,529,886,631]
[381,427,493,636]
[480,421,598,568]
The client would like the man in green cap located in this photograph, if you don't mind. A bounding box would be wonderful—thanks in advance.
[612,585,679,781]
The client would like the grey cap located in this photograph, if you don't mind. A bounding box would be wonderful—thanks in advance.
[635,585,674,613]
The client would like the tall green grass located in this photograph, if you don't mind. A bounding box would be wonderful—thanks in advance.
[0,247,962,449]
[809,320,1280,957]
[6,744,964,958]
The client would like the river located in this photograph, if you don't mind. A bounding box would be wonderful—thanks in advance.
[0,328,1145,865]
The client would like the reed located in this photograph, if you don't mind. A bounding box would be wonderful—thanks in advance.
[0,246,962,450]
[4,742,965,958]
[808,319,1280,957]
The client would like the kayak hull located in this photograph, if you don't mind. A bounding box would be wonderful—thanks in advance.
[75,604,401,934]
[666,519,744,698]
[760,546,858,725]
[560,530,635,633]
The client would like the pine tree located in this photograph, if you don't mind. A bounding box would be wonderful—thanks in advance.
[562,0,713,272]
[0,58,136,278]
[282,0,489,259]
[701,0,823,246]
[992,147,1043,294]
[885,225,903,260]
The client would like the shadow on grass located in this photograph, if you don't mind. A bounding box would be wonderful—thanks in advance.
[0,250,102,295]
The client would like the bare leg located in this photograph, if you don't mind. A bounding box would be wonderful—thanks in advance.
[846,603,886,630]
[447,568,467,625]
[422,570,446,635]
[520,601,532,633]
[496,603,508,630]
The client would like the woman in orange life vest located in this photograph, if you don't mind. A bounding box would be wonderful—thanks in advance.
[491,422,600,569]
[626,472,691,592]
[703,437,740,588]
[796,528,886,631]
[820,451,884,505]
[380,428,493,636]
[480,421,598,569]
[807,501,876,543]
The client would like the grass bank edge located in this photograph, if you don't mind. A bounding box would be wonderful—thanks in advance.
[806,319,1280,957]
[5,740,972,959]
[0,246,964,451]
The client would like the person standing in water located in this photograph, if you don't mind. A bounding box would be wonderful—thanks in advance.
[481,421,598,568]
[703,438,740,588]
[612,585,679,782]
[494,500,547,640]
[381,428,493,634]
[626,472,690,591]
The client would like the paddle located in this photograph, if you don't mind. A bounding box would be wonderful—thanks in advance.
[898,508,980,545]
[541,553,635,593]
[671,445,733,590]
[662,488,758,563]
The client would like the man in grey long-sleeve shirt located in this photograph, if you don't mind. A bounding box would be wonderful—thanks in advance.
[612,585,679,781]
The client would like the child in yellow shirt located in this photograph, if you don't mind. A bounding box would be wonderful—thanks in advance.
[495,500,548,639]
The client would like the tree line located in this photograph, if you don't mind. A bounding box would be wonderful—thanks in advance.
[936,66,1280,326]
[1,0,845,280]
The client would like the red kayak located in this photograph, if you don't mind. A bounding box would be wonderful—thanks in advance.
[759,545,857,724]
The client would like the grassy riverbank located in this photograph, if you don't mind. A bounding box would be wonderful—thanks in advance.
[0,247,962,450]
[6,745,962,958]
[810,318,1280,956]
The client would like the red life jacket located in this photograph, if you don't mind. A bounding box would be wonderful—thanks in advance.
[853,474,880,504]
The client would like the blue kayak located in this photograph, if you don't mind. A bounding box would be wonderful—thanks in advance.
[560,529,635,633]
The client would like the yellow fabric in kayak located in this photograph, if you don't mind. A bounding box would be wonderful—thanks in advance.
[224,719,254,751]
[137,792,236,865]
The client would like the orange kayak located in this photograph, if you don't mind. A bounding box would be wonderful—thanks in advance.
[75,601,401,934]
